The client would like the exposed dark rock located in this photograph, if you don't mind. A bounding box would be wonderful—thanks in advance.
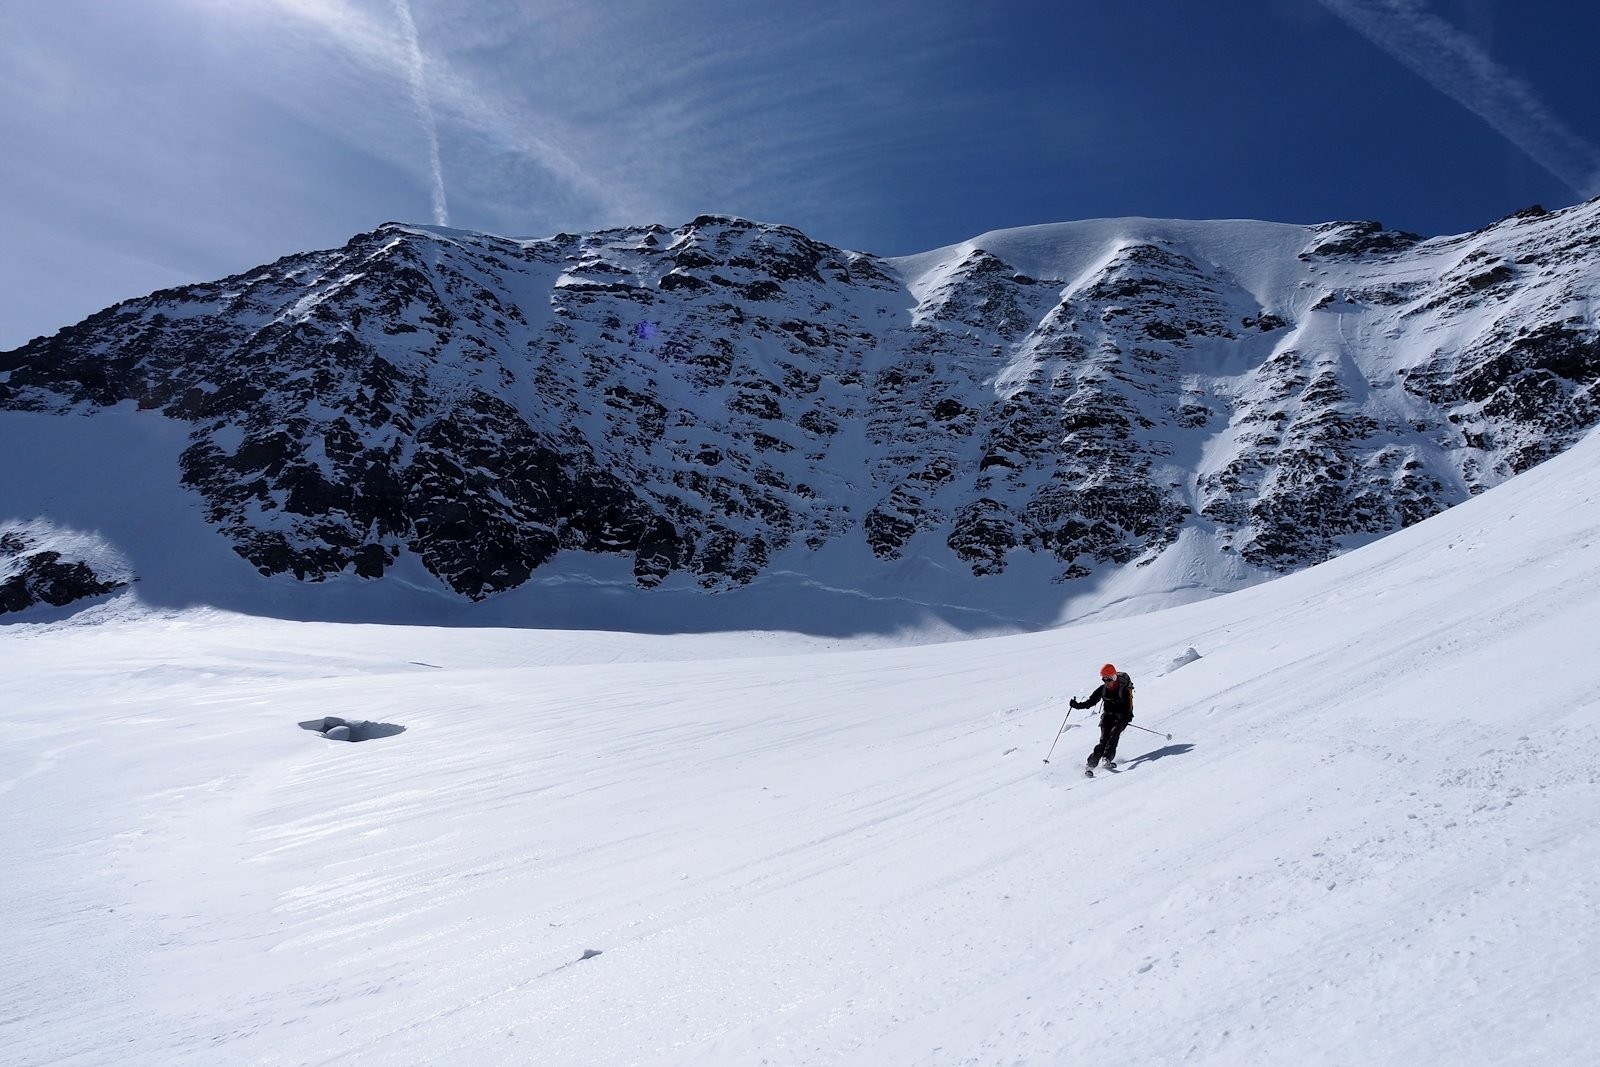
[0,542,124,614]
[1301,220,1424,260]
[947,499,1019,575]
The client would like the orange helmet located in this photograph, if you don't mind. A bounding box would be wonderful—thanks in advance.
[1100,663,1117,679]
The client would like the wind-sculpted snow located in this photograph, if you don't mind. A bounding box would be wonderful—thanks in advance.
[298,715,406,742]
[2,201,1598,620]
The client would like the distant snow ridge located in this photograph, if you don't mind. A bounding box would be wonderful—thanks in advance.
[2,200,1598,620]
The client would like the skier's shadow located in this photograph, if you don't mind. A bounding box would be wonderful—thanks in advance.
[1122,743,1194,769]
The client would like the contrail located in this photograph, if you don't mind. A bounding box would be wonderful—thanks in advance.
[392,0,449,225]
[1318,0,1600,199]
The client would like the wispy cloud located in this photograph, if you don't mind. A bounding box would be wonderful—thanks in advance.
[390,0,447,225]
[233,0,661,226]
[227,0,994,240]
[1318,0,1600,198]
[474,2,998,236]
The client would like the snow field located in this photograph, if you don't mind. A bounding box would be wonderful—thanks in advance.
[4,429,1600,1064]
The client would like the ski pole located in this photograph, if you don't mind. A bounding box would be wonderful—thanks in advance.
[1042,707,1074,763]
[1125,721,1173,741]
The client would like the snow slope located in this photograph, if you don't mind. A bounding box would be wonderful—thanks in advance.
[2,425,1598,1064]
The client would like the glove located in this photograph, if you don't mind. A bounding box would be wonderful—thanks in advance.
[1069,698,1084,709]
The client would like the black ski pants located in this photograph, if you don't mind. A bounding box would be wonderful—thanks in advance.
[1089,711,1131,765]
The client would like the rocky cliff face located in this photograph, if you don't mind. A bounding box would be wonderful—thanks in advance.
[3,200,1598,612]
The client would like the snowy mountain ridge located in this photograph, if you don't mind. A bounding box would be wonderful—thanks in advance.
[2,200,1598,628]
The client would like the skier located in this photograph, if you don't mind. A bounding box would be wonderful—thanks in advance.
[1070,663,1134,775]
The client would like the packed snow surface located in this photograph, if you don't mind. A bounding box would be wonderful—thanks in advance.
[4,428,1599,1064]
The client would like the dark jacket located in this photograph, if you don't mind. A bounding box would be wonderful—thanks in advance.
[1072,673,1134,719]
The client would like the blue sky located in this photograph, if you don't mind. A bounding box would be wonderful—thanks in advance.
[4,0,1600,349]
